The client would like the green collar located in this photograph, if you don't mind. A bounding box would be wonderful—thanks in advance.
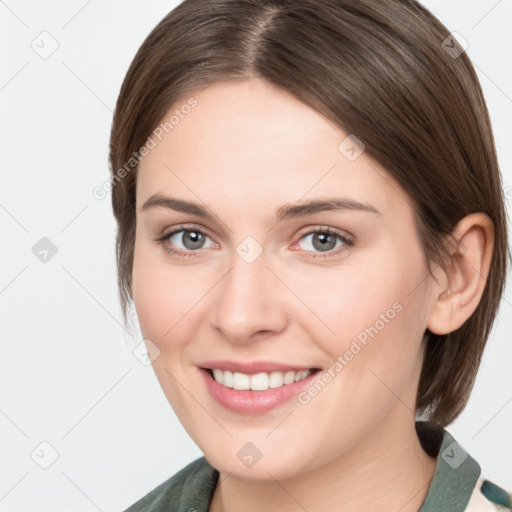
[417,421,481,511]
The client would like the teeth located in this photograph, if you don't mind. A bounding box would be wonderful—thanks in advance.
[210,368,312,391]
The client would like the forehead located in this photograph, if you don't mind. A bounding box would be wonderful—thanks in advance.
[136,78,409,219]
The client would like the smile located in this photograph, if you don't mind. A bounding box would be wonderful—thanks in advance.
[210,368,313,391]
[199,362,322,415]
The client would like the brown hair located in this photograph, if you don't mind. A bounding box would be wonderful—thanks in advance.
[108,0,510,426]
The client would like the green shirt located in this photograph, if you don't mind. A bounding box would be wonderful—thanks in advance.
[123,421,512,512]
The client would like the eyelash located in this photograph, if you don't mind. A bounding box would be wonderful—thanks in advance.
[154,224,354,260]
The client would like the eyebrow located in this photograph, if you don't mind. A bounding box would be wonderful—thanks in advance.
[140,194,381,221]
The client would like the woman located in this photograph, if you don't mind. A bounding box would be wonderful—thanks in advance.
[109,0,512,510]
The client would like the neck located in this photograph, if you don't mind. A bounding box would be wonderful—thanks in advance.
[210,414,437,512]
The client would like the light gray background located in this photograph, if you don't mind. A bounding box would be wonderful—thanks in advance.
[1,1,511,510]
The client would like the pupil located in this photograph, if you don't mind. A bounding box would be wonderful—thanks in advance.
[313,233,335,252]
[184,231,204,249]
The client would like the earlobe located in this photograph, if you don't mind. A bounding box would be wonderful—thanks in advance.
[427,213,494,335]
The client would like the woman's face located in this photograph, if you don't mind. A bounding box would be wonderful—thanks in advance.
[133,78,439,479]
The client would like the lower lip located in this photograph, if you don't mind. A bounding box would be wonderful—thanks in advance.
[200,368,320,415]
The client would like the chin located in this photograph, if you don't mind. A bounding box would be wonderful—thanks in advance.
[201,440,316,482]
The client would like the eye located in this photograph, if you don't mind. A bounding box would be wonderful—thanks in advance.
[155,224,353,259]
[295,227,353,258]
[155,225,217,257]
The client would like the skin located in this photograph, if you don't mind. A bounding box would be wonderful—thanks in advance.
[132,78,494,512]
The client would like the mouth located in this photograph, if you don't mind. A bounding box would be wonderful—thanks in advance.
[199,364,322,415]
[203,367,321,391]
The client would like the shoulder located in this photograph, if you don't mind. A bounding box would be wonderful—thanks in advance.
[415,422,511,512]
[122,456,219,512]
[466,477,512,511]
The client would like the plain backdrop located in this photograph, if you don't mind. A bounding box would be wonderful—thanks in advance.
[1,1,511,510]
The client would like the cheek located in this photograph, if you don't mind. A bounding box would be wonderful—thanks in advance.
[294,259,420,357]
[132,240,189,345]
[132,238,220,363]
[294,246,428,401]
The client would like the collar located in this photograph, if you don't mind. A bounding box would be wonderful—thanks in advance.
[417,420,481,511]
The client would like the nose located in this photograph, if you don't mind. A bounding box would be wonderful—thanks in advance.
[209,248,288,344]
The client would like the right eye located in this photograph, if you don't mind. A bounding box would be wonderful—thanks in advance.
[155,225,217,257]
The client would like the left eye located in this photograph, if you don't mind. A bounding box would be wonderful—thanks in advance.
[297,229,351,254]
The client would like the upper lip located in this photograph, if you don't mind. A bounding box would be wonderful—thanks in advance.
[200,360,319,374]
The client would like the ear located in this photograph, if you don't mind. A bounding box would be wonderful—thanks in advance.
[427,212,494,335]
